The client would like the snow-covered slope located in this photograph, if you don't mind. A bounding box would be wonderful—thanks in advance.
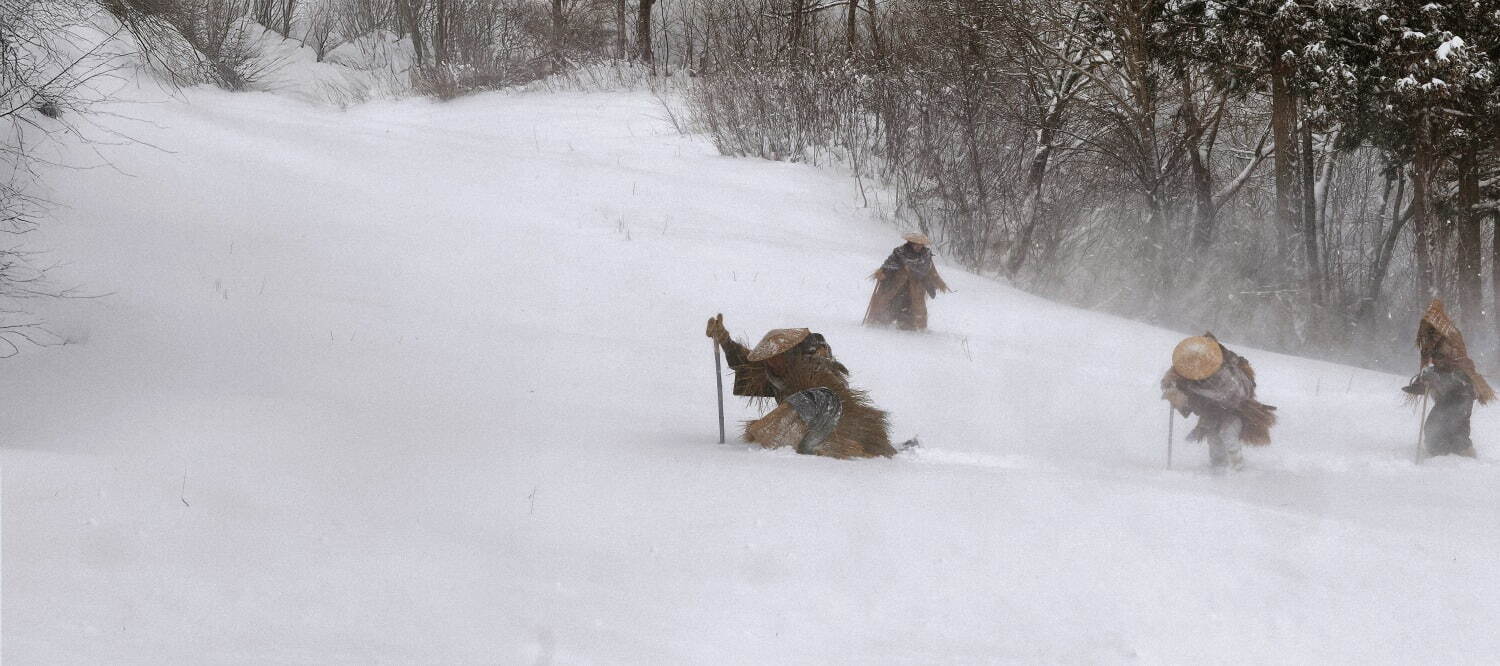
[4,85,1498,664]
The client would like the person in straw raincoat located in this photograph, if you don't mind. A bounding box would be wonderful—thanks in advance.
[1402,299,1493,457]
[864,232,950,331]
[706,314,895,459]
[1160,333,1277,471]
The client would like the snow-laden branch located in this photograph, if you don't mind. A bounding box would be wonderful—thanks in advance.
[1212,122,1272,209]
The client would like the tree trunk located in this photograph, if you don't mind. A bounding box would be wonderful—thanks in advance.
[1364,167,1408,322]
[846,0,858,60]
[551,0,565,74]
[1188,147,1215,248]
[637,0,658,64]
[788,0,805,65]
[1493,211,1500,360]
[963,98,988,266]
[660,0,670,70]
[1145,190,1170,310]
[401,0,426,68]
[959,0,989,266]
[1007,127,1054,276]
[1270,65,1298,237]
[684,1,694,72]
[1182,77,1216,249]
[1457,143,1482,326]
[433,0,447,66]
[616,0,627,59]
[866,0,882,61]
[1300,118,1322,306]
[1412,116,1437,300]
[280,0,294,38]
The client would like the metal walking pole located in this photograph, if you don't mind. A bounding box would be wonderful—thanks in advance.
[1167,404,1174,469]
[1415,391,1429,465]
[714,340,726,444]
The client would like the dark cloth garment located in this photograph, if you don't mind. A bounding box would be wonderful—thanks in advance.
[1405,365,1476,456]
[784,387,843,454]
[719,336,777,398]
[1178,351,1255,445]
[881,244,943,295]
[1167,346,1255,461]
[865,243,949,330]
[1161,344,1277,452]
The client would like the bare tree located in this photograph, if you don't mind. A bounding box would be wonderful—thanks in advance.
[0,0,160,354]
[315,6,356,60]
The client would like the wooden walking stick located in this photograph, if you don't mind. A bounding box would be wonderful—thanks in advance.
[1415,391,1429,465]
[1167,404,1174,469]
[714,339,726,444]
[862,270,883,326]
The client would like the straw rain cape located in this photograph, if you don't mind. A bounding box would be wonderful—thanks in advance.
[864,243,949,331]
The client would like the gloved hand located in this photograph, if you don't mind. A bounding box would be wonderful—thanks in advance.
[706,313,730,344]
[1403,369,1430,395]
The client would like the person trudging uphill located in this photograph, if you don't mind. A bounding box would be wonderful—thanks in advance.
[706,314,896,459]
[1402,299,1493,458]
[864,232,950,331]
[1161,333,1277,472]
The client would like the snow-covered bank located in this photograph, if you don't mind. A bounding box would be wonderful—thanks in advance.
[3,87,1498,663]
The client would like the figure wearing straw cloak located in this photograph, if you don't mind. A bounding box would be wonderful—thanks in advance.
[1402,300,1492,458]
[706,314,896,459]
[864,233,950,331]
[1160,334,1278,471]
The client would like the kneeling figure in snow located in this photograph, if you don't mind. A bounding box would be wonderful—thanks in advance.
[1161,334,1277,471]
[707,314,895,459]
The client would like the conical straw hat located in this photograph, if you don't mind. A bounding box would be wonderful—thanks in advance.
[1172,336,1224,381]
[748,328,811,362]
[902,232,931,246]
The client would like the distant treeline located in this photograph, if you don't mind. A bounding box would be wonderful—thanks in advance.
[293,0,1499,371]
[678,0,1500,373]
[10,1,1500,370]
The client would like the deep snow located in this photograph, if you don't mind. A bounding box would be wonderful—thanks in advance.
[3,82,1498,664]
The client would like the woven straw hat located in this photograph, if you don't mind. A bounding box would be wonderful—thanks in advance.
[748,328,811,362]
[1419,299,1462,347]
[902,232,931,246]
[1418,299,1471,364]
[1172,335,1224,381]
